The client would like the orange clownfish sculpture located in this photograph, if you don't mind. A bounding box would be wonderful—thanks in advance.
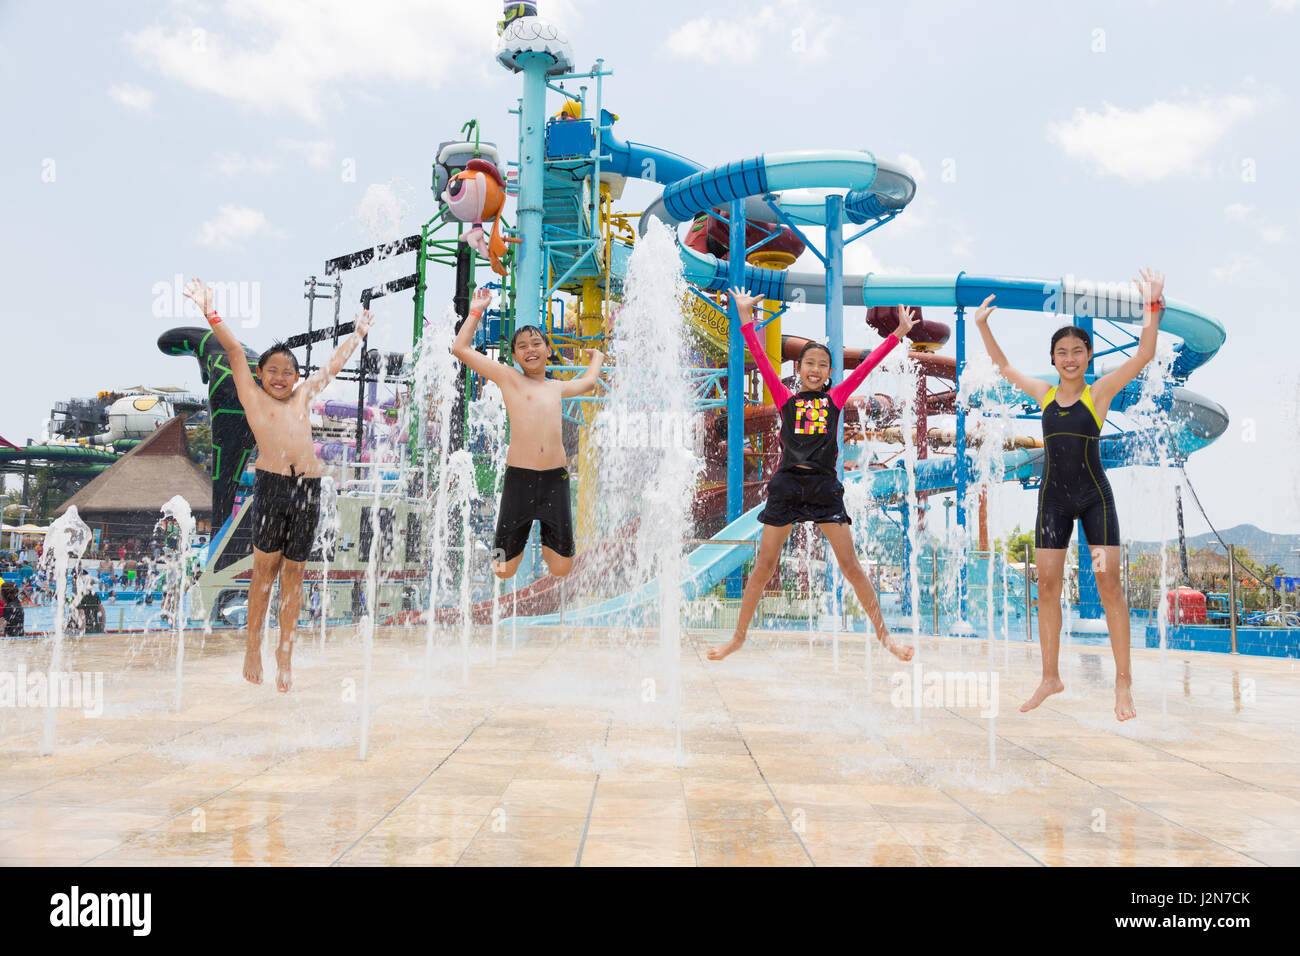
[441,157,512,276]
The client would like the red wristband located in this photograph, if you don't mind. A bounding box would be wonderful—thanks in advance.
[206,311,223,324]
[1144,297,1165,311]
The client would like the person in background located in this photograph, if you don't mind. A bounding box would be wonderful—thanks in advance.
[1,581,24,636]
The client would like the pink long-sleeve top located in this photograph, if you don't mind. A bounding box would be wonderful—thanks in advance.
[741,321,901,476]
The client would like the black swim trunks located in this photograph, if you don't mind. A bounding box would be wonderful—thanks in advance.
[758,468,851,526]
[493,465,575,562]
[252,469,321,562]
[1035,384,1120,550]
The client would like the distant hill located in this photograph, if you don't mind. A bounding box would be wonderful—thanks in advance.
[1129,524,1300,571]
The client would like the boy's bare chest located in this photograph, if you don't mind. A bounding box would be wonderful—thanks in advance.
[510,382,560,415]
[251,398,309,437]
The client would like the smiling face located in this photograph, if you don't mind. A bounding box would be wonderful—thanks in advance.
[797,346,832,392]
[512,328,550,376]
[258,351,300,401]
[1051,334,1091,382]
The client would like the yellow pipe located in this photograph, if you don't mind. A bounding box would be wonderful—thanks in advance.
[746,250,797,403]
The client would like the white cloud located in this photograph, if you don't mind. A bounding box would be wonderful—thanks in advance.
[1222,202,1286,242]
[1046,94,1260,183]
[949,230,974,259]
[282,139,334,169]
[127,0,501,122]
[109,83,153,111]
[1211,253,1258,282]
[663,3,835,62]
[196,205,278,248]
[664,16,764,61]
[214,152,276,177]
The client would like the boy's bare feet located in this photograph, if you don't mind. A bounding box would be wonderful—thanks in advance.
[1114,674,1136,721]
[276,640,293,693]
[706,636,744,661]
[243,643,263,685]
[1020,677,1064,712]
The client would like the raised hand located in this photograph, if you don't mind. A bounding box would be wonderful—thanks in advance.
[583,348,604,366]
[1134,267,1165,305]
[725,285,763,318]
[973,294,997,325]
[895,304,916,339]
[469,287,492,315]
[183,278,214,317]
[354,310,373,337]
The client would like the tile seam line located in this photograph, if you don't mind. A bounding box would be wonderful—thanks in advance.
[573,720,612,866]
[690,640,816,866]
[452,634,569,867]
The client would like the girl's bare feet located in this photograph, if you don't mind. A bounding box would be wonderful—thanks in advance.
[243,644,263,685]
[276,640,293,693]
[880,630,913,661]
[1115,674,1136,721]
[707,636,744,661]
[1020,677,1064,712]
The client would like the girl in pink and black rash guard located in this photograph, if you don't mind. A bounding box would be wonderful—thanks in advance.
[706,287,917,665]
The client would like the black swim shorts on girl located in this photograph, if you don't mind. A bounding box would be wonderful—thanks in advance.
[1034,384,1120,550]
[758,468,851,526]
[493,465,575,562]
[252,469,321,562]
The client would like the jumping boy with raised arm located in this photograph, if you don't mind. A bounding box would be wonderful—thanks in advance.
[452,287,604,579]
[183,277,371,692]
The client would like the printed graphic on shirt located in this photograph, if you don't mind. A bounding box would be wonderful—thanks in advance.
[794,396,828,435]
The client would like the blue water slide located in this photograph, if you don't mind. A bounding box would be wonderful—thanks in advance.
[509,447,1035,628]
[601,126,704,188]
[554,138,1227,626]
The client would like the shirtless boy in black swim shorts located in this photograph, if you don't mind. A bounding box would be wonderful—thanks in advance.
[452,288,605,578]
[185,277,371,692]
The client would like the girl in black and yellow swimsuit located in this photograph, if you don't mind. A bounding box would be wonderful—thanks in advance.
[974,268,1166,722]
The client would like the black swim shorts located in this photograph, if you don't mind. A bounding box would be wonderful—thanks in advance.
[758,468,851,526]
[493,465,575,562]
[252,469,321,562]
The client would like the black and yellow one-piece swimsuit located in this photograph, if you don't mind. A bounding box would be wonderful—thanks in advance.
[1035,384,1120,550]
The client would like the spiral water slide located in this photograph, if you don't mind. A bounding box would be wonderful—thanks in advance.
[507,138,1228,626]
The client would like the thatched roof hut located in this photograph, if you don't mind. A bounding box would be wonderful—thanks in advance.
[54,416,212,551]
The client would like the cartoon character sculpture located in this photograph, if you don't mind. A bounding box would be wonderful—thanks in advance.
[441,157,510,276]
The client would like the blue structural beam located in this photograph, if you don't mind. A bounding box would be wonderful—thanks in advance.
[726,198,746,598]
[513,52,549,329]
[824,194,845,606]
[954,304,968,623]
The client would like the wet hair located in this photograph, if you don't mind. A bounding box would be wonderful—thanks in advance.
[257,341,300,374]
[510,324,551,353]
[797,340,833,392]
[1,581,17,602]
[1050,325,1092,358]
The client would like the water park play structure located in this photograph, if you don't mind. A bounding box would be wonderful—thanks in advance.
[0,389,209,501]
[125,0,1247,658]
[11,6,1300,883]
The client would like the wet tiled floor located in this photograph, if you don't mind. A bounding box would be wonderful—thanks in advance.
[0,625,1296,866]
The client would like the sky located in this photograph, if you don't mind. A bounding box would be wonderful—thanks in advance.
[2,0,1298,545]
